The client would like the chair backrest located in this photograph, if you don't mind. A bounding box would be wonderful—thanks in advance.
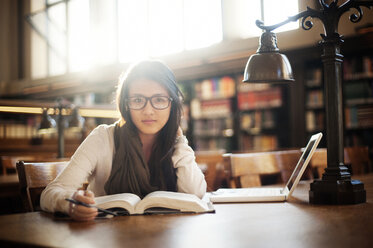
[195,150,226,191]
[1,156,37,175]
[274,149,310,183]
[16,161,68,212]
[344,146,371,174]
[1,156,69,175]
[309,148,327,178]
[225,152,281,188]
[310,147,370,178]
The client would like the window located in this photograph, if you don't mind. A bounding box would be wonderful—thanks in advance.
[28,0,298,79]
[225,0,299,39]
[28,0,222,77]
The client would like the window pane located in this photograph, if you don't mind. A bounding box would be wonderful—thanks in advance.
[68,0,90,72]
[89,0,117,66]
[263,0,299,33]
[118,0,148,62]
[48,2,67,75]
[184,0,223,50]
[224,0,262,39]
[148,0,183,56]
[49,49,66,76]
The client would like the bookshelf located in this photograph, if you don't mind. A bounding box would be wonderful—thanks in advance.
[236,75,288,151]
[343,55,373,148]
[187,76,237,151]
[298,33,373,153]
[304,65,325,141]
[182,73,290,152]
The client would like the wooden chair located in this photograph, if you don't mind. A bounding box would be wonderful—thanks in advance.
[1,156,37,175]
[309,147,370,178]
[195,150,226,191]
[274,149,313,182]
[224,152,281,188]
[309,148,328,178]
[16,161,68,212]
[1,156,69,175]
[344,146,371,174]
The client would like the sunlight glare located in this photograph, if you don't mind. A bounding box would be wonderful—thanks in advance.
[184,0,223,50]
[118,0,148,63]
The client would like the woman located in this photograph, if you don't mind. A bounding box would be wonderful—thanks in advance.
[40,60,207,221]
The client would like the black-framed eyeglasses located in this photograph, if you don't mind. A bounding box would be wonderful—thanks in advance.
[126,95,173,110]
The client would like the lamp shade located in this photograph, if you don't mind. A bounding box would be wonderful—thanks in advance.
[38,108,56,134]
[243,52,294,83]
[243,31,294,83]
[68,107,85,131]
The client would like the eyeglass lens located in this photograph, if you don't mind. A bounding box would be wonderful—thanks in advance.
[127,96,172,110]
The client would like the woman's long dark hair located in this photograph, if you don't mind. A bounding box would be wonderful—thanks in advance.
[114,60,183,194]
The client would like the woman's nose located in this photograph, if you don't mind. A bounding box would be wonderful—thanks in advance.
[142,99,155,113]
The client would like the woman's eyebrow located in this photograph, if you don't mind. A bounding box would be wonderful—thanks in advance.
[129,93,168,97]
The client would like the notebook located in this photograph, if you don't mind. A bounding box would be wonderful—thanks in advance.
[210,132,323,203]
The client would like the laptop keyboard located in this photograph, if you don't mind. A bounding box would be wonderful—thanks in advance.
[213,188,283,196]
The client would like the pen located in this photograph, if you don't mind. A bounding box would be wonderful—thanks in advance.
[65,198,118,216]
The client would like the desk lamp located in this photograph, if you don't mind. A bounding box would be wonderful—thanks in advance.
[244,0,373,204]
[39,99,84,158]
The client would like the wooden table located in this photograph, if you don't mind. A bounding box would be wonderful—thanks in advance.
[0,174,372,248]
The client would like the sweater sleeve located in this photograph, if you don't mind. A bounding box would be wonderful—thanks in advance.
[172,136,207,198]
[40,125,109,213]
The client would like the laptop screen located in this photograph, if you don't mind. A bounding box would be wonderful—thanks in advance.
[285,133,322,192]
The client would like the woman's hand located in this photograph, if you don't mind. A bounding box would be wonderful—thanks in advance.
[69,190,98,221]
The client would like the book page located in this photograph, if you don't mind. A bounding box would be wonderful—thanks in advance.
[134,191,214,214]
[94,193,141,214]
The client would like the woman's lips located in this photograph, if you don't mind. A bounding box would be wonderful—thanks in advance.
[142,120,156,124]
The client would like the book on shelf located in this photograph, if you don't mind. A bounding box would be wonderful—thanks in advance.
[306,111,324,131]
[306,89,324,108]
[305,67,322,87]
[195,76,236,100]
[344,56,373,80]
[344,80,372,100]
[94,191,215,215]
[191,98,232,118]
[238,87,282,110]
[242,135,278,151]
[241,110,275,131]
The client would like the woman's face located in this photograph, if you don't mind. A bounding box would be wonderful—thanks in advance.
[128,79,171,137]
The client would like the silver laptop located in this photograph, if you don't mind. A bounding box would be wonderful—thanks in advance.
[210,132,323,203]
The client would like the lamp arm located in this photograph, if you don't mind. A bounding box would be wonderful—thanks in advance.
[338,1,373,23]
[255,0,373,37]
[255,7,323,32]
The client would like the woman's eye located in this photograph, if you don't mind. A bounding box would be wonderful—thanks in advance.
[154,97,166,103]
[133,98,143,103]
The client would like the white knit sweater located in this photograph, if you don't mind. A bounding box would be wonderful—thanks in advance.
[40,124,207,213]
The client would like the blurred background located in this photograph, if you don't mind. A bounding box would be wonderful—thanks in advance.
[1,0,372,155]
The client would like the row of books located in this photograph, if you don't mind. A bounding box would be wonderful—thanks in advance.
[237,78,271,92]
[193,118,233,137]
[305,111,325,132]
[0,123,38,138]
[343,56,373,80]
[306,89,324,108]
[237,87,282,110]
[345,105,373,128]
[190,98,232,119]
[193,137,232,151]
[240,110,276,131]
[194,76,236,100]
[0,122,86,139]
[241,135,278,151]
[344,80,373,100]
[305,67,322,87]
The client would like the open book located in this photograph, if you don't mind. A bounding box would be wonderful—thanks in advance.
[94,191,215,215]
